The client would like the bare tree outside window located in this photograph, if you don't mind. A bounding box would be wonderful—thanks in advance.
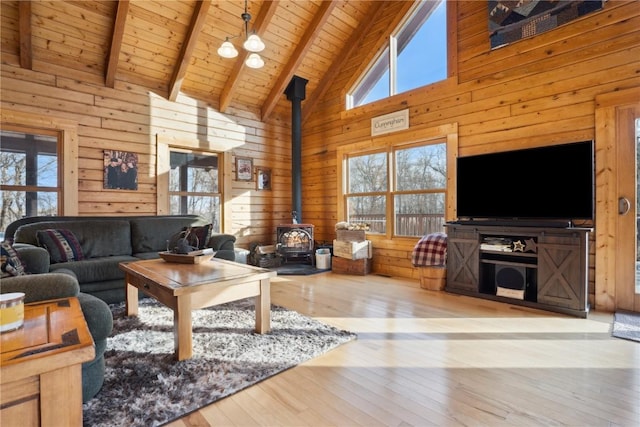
[0,130,59,238]
[169,150,221,233]
[345,142,446,237]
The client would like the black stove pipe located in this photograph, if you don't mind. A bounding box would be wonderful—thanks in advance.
[284,76,308,224]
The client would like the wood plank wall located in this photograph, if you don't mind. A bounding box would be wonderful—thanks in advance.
[1,1,638,305]
[0,0,296,250]
[302,1,640,296]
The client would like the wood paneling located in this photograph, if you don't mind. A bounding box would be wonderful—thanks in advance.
[303,0,640,308]
[0,0,637,310]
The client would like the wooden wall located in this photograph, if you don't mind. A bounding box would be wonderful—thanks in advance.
[0,0,299,250]
[302,1,640,296]
[1,1,638,307]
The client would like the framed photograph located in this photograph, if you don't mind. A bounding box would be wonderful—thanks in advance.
[103,150,138,190]
[256,167,271,191]
[236,157,253,181]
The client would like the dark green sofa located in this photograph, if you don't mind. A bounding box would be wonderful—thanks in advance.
[0,245,113,403]
[5,215,236,304]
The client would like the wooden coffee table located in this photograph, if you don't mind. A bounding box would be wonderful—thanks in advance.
[1,297,95,426]
[119,257,277,361]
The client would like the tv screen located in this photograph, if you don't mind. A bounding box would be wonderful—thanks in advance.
[456,141,594,222]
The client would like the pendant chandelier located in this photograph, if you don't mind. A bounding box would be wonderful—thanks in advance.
[217,0,265,69]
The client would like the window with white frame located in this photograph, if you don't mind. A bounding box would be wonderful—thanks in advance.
[347,0,447,108]
[344,141,447,237]
[169,149,222,233]
[0,129,60,236]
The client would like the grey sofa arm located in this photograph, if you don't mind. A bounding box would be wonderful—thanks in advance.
[13,244,50,274]
[0,272,80,303]
[207,233,236,251]
[207,233,236,261]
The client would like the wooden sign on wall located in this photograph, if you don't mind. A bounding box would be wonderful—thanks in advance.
[371,109,409,137]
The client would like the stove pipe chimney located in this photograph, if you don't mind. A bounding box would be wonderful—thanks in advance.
[284,75,308,224]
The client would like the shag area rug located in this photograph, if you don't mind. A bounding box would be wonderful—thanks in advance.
[612,310,640,343]
[82,298,356,426]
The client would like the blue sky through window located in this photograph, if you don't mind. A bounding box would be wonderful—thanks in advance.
[359,1,447,106]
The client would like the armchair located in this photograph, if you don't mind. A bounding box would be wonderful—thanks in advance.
[0,245,113,402]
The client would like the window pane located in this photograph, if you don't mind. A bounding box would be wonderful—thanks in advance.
[347,195,386,233]
[170,152,219,193]
[353,48,390,107]
[169,150,221,232]
[397,0,447,93]
[170,195,220,233]
[395,193,445,236]
[0,130,60,232]
[0,152,26,185]
[38,153,58,186]
[348,153,387,193]
[360,68,389,106]
[395,143,446,191]
[35,191,58,216]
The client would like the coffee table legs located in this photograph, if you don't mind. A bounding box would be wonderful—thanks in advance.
[125,276,138,316]
[175,297,192,361]
[124,274,272,361]
[255,278,271,333]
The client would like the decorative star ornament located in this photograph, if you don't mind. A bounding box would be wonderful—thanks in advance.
[524,238,537,253]
[513,240,525,252]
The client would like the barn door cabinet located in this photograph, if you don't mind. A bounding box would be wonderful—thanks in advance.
[444,223,591,318]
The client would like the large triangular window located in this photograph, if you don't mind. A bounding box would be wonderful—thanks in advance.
[347,0,447,108]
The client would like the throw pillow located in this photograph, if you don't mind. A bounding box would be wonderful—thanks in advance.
[36,229,85,263]
[166,224,212,253]
[1,241,26,278]
[184,224,212,249]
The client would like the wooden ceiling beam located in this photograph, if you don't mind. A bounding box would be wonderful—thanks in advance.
[302,1,388,124]
[260,1,337,122]
[105,0,130,88]
[169,0,212,101]
[219,0,279,113]
[18,1,32,70]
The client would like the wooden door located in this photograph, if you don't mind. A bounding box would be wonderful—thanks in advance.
[595,88,640,313]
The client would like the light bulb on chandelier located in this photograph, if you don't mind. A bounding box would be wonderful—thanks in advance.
[217,38,238,58]
[245,53,264,69]
[217,1,265,68]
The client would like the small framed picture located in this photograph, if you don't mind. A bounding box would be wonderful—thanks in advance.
[256,167,271,191]
[235,157,253,181]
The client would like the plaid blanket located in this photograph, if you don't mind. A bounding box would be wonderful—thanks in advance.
[412,232,447,266]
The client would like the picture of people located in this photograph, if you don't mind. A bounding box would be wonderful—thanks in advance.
[104,150,138,190]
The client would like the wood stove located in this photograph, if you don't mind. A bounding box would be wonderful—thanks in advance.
[276,224,314,264]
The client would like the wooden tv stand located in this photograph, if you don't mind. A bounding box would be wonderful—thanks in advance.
[445,222,591,318]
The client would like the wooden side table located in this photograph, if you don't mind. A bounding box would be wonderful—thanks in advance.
[0,297,95,427]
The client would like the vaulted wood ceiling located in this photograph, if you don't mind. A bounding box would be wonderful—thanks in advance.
[2,1,406,122]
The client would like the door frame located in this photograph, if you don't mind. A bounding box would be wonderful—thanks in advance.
[594,87,640,312]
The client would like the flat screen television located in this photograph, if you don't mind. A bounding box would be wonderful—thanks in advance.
[455,141,594,225]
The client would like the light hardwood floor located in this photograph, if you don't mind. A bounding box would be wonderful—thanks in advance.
[167,272,639,427]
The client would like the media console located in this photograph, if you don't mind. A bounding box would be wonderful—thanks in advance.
[444,222,591,318]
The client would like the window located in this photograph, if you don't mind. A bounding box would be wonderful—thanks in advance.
[0,129,61,237]
[348,0,447,108]
[169,149,222,233]
[343,141,447,237]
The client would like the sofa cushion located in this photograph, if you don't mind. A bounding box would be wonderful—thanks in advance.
[15,220,133,258]
[1,241,26,277]
[36,229,85,263]
[49,255,138,284]
[130,216,207,253]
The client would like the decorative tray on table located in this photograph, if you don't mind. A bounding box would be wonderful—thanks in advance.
[159,248,214,264]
